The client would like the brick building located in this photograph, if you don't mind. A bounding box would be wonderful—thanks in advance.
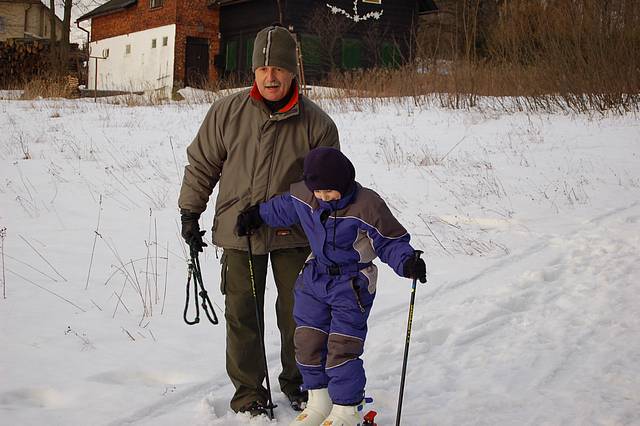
[77,0,219,97]
[78,0,440,96]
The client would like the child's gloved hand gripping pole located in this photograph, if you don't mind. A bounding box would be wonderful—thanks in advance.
[396,250,425,425]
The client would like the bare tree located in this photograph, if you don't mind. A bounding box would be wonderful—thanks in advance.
[49,0,74,75]
[49,0,58,70]
[61,0,73,64]
[360,20,390,68]
[306,5,353,73]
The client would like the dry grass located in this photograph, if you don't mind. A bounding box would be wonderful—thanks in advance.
[21,76,78,100]
[16,1,638,114]
[323,60,638,114]
[323,0,639,114]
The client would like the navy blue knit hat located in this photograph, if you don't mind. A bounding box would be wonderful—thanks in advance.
[303,147,355,196]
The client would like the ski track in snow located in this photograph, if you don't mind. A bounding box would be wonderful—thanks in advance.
[106,380,220,426]
[370,203,640,425]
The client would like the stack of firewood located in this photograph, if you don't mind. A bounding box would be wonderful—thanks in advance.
[0,39,50,87]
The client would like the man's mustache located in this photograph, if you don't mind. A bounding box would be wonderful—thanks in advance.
[264,81,281,88]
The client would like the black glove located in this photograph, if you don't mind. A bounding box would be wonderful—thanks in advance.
[403,253,427,283]
[181,211,207,253]
[236,205,263,236]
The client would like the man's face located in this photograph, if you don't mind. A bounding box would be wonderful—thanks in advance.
[254,66,294,102]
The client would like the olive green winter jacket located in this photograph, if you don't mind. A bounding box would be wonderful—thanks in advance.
[178,84,339,255]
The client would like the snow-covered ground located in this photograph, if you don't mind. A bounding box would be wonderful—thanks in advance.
[1,95,639,426]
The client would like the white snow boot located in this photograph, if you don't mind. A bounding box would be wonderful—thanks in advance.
[319,402,364,426]
[289,388,333,425]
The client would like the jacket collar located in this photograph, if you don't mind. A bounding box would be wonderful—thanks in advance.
[249,80,300,114]
[316,183,359,212]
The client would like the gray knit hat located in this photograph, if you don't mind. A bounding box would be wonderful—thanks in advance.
[252,25,298,75]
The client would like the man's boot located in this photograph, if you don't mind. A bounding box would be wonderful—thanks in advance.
[286,388,309,411]
[320,402,364,426]
[289,388,332,425]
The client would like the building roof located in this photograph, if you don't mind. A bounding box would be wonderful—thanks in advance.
[209,0,250,5]
[212,0,438,11]
[76,0,137,22]
[0,0,43,4]
[77,0,437,23]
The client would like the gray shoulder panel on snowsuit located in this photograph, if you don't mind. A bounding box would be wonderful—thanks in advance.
[290,180,319,210]
[342,185,408,239]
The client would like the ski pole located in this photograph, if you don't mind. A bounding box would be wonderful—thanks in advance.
[395,250,424,426]
[246,233,276,419]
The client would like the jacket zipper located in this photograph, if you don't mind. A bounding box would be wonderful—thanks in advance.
[264,120,279,198]
[263,119,280,252]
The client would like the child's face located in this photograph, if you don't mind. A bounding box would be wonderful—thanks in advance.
[313,189,342,202]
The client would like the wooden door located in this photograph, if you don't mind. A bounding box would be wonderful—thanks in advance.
[185,37,209,87]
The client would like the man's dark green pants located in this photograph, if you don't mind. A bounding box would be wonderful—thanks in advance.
[220,246,310,412]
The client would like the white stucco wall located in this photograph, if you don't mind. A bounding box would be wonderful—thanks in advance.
[87,24,176,98]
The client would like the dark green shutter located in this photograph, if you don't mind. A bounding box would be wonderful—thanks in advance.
[342,38,362,69]
[226,40,238,72]
[382,42,400,68]
[301,34,322,70]
[246,38,254,71]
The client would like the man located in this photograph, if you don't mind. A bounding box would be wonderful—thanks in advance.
[179,24,339,417]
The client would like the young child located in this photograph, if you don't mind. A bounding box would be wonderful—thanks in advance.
[236,147,426,426]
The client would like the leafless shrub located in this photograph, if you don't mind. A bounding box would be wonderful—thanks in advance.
[14,132,31,160]
[320,0,639,114]
[178,74,251,105]
[305,4,354,76]
[21,76,78,99]
[379,136,440,169]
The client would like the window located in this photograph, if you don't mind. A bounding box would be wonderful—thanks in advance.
[152,39,157,48]
[341,38,362,69]
[0,17,5,33]
[125,44,131,55]
[162,36,168,46]
[150,0,164,8]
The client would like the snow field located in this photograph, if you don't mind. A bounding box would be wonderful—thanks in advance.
[1,95,639,425]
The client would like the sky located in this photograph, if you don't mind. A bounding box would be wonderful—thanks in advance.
[1,89,639,425]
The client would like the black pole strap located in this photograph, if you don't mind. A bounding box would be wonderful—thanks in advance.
[183,261,200,325]
[183,248,219,326]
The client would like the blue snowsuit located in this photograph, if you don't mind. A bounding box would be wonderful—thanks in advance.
[259,180,415,405]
